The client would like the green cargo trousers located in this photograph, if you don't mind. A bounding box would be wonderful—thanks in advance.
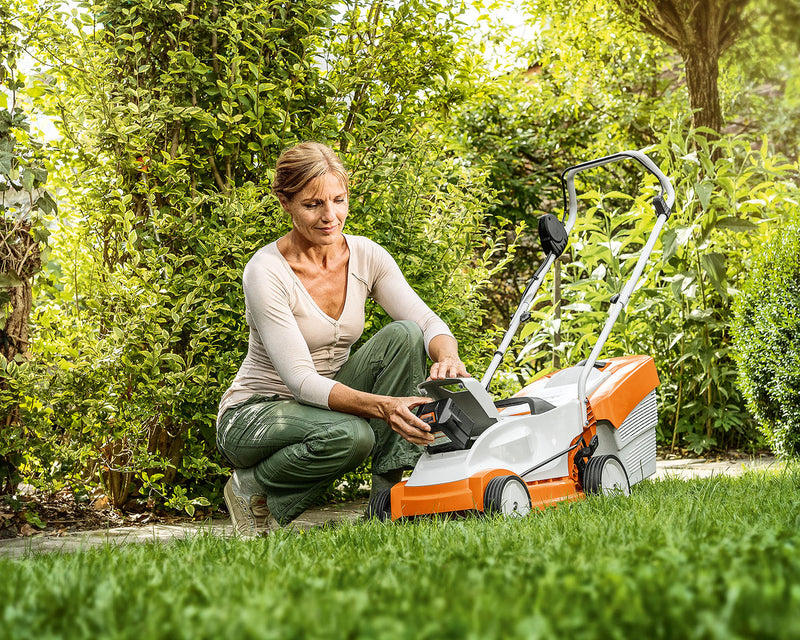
[216,321,427,525]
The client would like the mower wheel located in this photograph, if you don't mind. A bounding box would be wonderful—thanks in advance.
[583,455,630,496]
[365,488,392,521]
[483,475,532,517]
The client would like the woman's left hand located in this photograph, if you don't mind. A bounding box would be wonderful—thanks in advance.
[429,356,470,380]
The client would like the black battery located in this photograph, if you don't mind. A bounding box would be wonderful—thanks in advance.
[415,398,478,454]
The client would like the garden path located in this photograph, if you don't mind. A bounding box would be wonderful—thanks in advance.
[0,453,779,558]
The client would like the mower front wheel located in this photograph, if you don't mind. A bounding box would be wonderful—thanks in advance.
[583,455,630,496]
[483,475,532,517]
[365,488,392,521]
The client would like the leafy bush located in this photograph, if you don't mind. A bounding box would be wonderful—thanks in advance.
[732,219,800,458]
[0,0,58,494]
[451,0,681,325]
[2,0,512,511]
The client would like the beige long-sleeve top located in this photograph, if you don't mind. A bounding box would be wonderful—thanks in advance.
[218,234,454,418]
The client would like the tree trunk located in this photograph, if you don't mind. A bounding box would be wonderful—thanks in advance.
[1,223,39,495]
[0,281,32,495]
[1,219,39,364]
[2,280,33,363]
[683,45,723,133]
[612,0,750,135]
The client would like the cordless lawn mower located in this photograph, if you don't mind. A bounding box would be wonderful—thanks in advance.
[368,150,675,520]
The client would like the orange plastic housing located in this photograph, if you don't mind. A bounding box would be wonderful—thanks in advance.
[587,355,659,428]
[390,471,583,520]
[513,355,659,428]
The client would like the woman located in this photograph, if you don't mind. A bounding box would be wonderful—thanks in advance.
[217,142,469,536]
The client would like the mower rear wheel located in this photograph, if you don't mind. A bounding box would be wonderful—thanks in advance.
[583,455,630,496]
[484,475,532,517]
[365,489,392,521]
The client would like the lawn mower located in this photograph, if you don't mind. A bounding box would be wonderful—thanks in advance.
[368,150,675,520]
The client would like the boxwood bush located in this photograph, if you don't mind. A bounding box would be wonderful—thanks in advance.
[732,220,800,458]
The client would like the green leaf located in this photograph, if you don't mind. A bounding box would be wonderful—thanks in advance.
[674,225,694,247]
[35,191,56,215]
[21,168,35,191]
[0,272,23,287]
[0,150,13,174]
[31,166,48,183]
[700,252,727,299]
[25,511,46,529]
[661,228,678,263]
[694,181,713,210]
[716,216,758,233]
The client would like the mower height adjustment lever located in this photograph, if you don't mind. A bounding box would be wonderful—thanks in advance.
[574,435,600,479]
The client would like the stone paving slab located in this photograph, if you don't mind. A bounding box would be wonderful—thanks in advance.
[0,455,780,558]
[654,454,779,480]
[0,499,368,559]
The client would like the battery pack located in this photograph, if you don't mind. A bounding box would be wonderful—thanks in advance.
[416,398,480,454]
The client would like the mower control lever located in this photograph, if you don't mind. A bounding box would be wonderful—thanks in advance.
[494,396,555,416]
[575,359,608,370]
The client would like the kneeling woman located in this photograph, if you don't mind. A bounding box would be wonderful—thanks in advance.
[217,142,468,535]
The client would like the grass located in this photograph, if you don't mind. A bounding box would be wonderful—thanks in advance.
[3,467,800,640]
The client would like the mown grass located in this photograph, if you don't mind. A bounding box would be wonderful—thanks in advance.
[3,467,800,640]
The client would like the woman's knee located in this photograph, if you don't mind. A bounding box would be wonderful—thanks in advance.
[379,320,424,352]
[312,417,375,471]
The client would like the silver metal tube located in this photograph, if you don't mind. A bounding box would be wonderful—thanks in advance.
[480,149,674,402]
[562,150,676,213]
[576,214,668,424]
[481,253,556,389]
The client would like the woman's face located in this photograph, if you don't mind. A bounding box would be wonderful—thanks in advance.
[280,173,348,247]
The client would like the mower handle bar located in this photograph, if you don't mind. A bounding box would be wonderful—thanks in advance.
[560,150,675,235]
[481,151,674,420]
[564,152,674,425]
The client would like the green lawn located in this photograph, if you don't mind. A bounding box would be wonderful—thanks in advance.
[3,468,800,640]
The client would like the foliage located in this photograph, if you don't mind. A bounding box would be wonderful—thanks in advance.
[4,0,510,510]
[3,0,799,511]
[732,216,800,458]
[461,0,800,453]
[0,0,57,494]
[452,0,683,326]
[722,0,800,156]
[3,469,800,638]
[611,0,751,132]
[517,128,798,453]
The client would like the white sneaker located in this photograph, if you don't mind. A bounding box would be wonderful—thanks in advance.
[224,477,279,537]
[250,493,281,533]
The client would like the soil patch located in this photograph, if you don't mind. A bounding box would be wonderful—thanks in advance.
[0,487,211,540]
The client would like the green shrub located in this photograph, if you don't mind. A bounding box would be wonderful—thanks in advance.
[3,0,513,511]
[732,219,800,458]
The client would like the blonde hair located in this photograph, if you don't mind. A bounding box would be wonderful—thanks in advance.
[272,142,349,201]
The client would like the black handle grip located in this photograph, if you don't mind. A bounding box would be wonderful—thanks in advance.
[494,397,555,415]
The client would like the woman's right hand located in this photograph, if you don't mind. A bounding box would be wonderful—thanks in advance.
[380,396,435,446]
